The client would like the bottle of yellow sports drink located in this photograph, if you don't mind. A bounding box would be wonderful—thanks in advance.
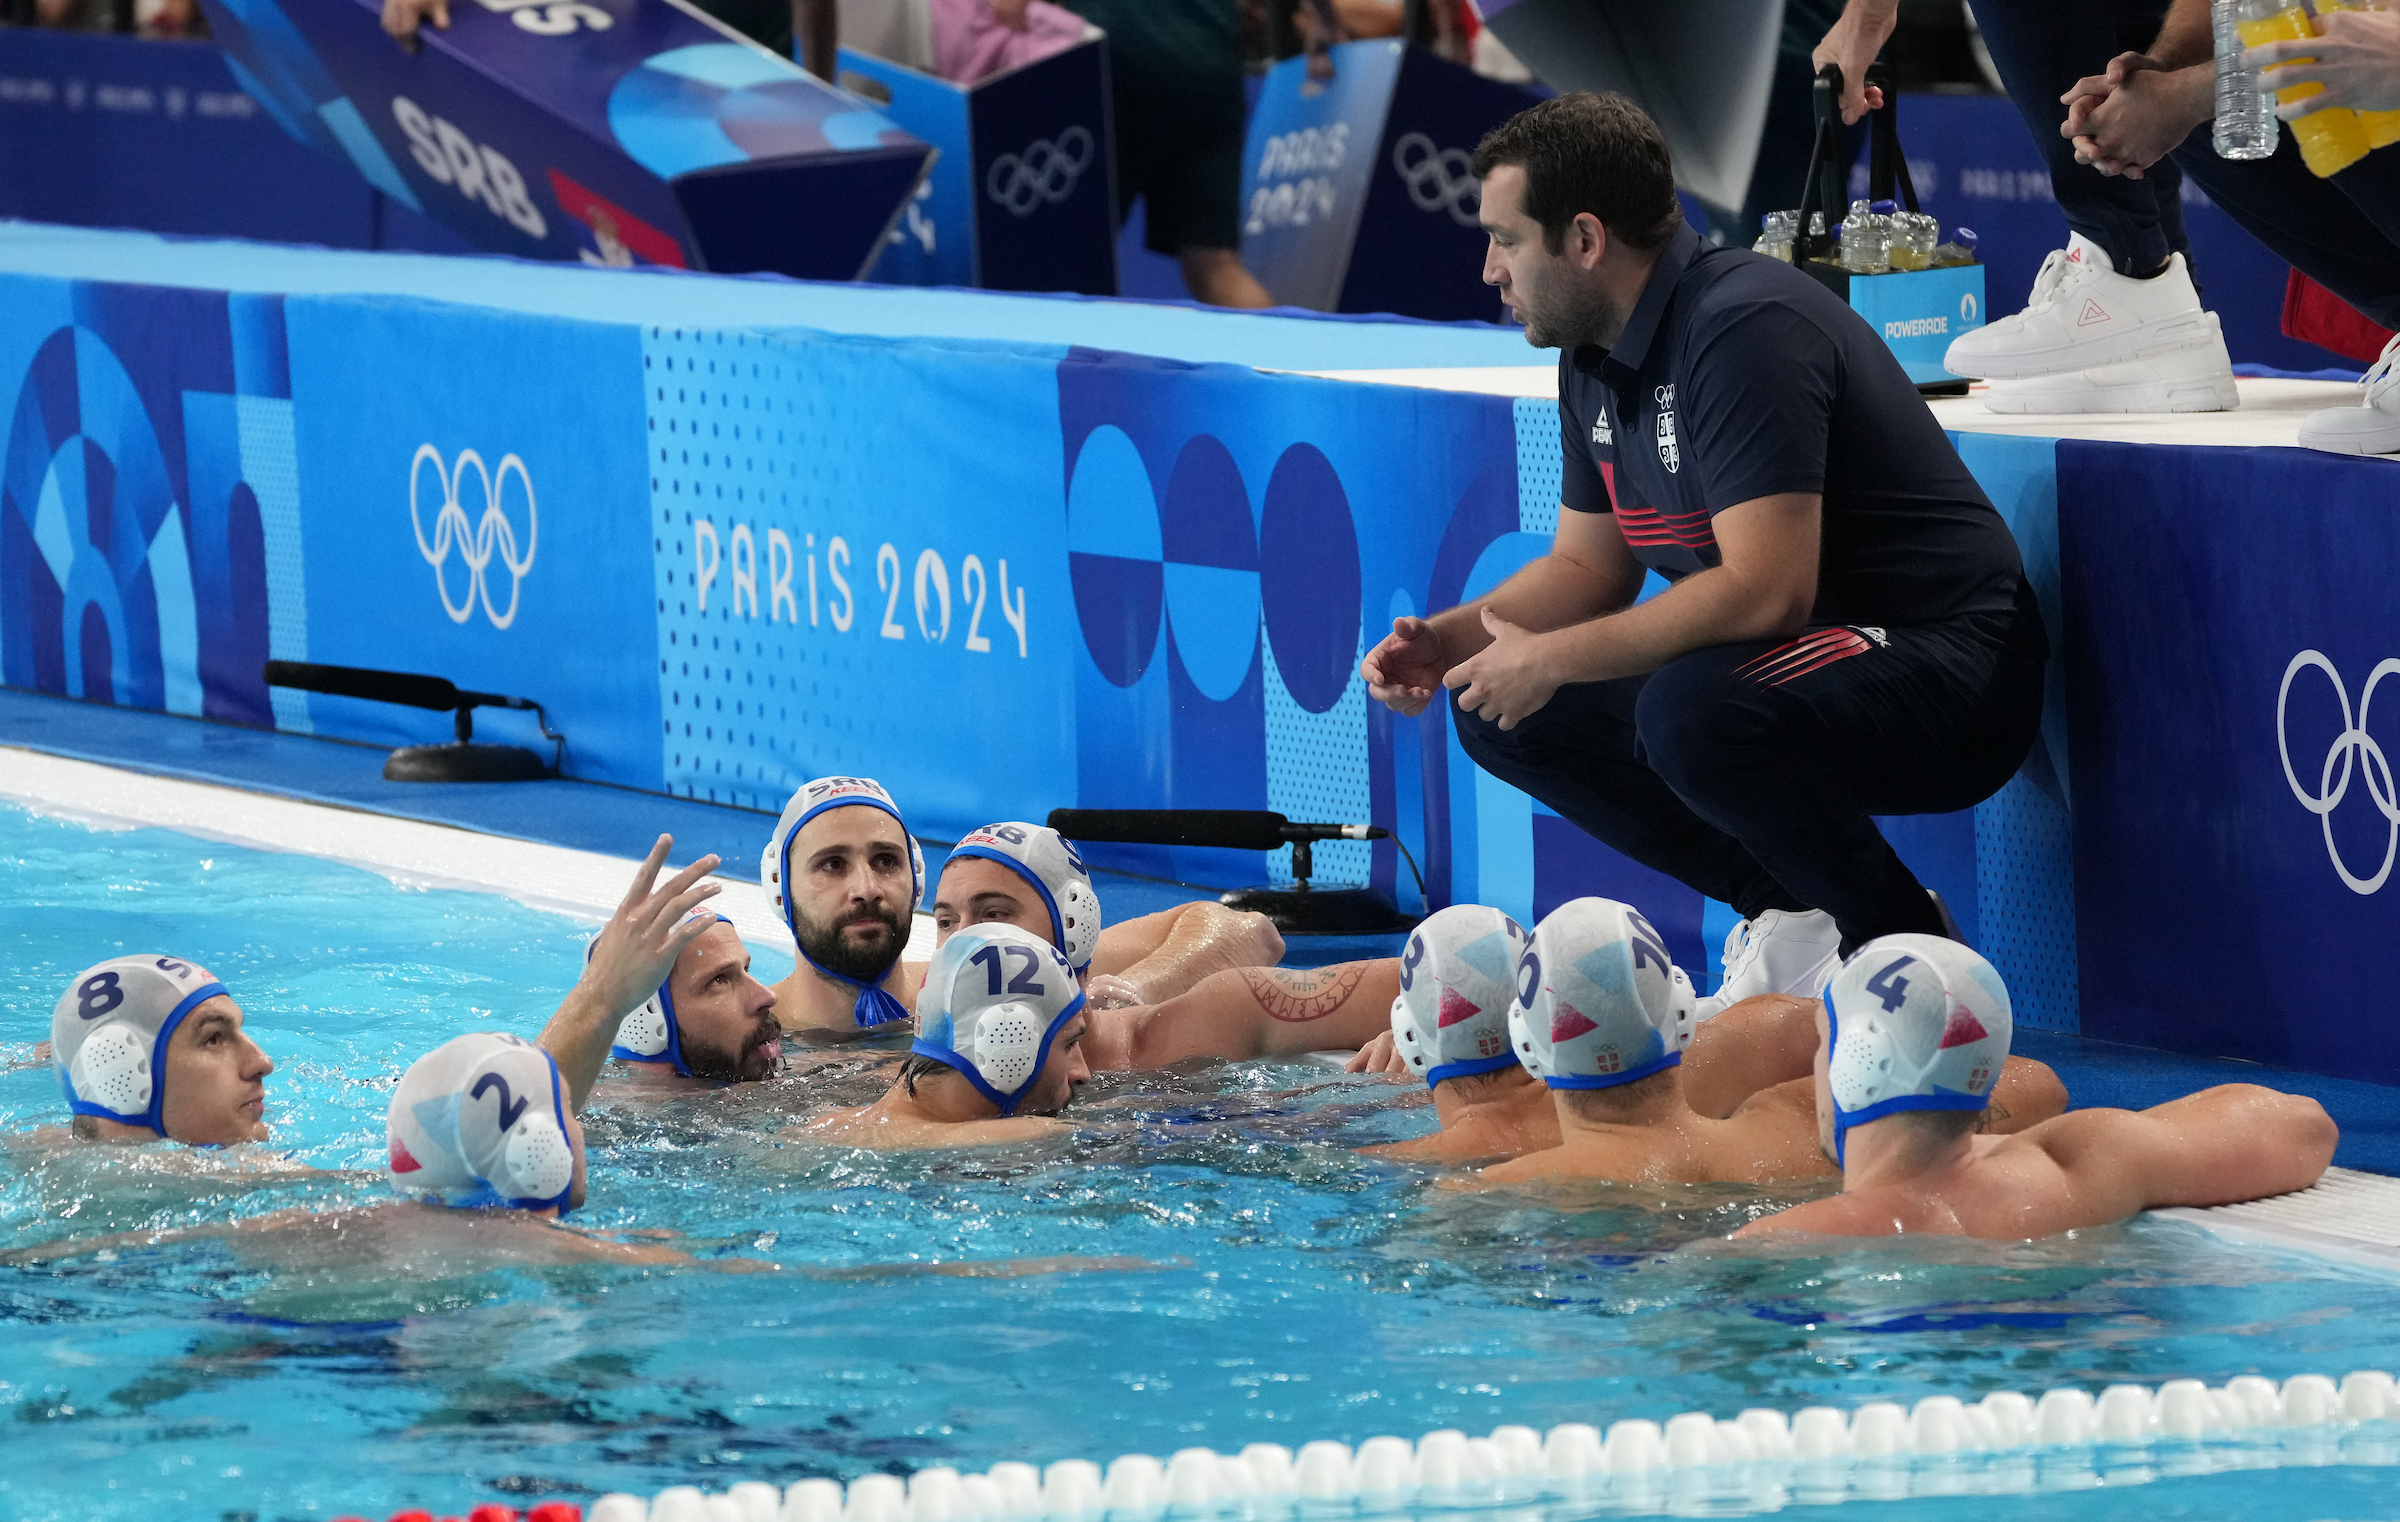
[2312,0,2400,147]
[2238,0,2371,175]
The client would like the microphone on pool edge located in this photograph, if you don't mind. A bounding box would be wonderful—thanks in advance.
[1044,809,1388,852]
[1043,810,1419,937]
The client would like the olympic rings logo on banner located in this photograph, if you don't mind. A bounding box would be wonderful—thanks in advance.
[986,127,1094,218]
[2277,649,2400,895]
[408,444,538,629]
[1391,132,1479,227]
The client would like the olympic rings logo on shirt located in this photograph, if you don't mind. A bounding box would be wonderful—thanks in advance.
[986,127,1095,218]
[1391,132,1479,227]
[408,444,538,630]
[2277,649,2400,895]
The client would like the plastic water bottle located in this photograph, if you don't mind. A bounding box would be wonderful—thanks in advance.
[1887,210,1939,270]
[1930,226,1980,267]
[2212,0,2280,159]
[1837,198,1890,273]
[1752,209,1797,261]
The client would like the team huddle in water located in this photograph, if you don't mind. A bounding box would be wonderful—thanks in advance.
[38,773,2338,1253]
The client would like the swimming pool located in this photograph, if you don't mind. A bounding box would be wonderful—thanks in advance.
[4,789,2400,1522]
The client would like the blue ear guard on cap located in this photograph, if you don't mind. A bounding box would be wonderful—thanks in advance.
[596,913,734,1078]
[765,778,922,1029]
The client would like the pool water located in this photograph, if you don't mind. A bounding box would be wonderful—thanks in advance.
[3,799,2400,1522]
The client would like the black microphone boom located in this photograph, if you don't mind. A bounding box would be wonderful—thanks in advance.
[1043,807,1416,937]
[263,661,563,783]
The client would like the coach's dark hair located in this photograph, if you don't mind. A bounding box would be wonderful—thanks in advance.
[1470,92,1683,256]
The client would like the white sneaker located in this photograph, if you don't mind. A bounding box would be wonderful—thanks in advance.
[1692,908,1842,1022]
[2298,333,2400,455]
[1979,315,2238,414]
[1944,234,2219,381]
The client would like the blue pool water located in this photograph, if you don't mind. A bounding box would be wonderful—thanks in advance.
[3,798,2400,1522]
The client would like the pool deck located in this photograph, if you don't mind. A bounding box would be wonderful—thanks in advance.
[6,683,2398,1178]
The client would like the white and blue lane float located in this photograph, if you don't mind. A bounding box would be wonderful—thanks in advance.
[587,1368,2400,1522]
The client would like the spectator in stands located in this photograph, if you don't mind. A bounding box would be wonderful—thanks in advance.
[995,0,1275,307]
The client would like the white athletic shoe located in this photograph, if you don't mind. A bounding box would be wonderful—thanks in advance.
[1944,234,2218,381]
[1692,908,1842,1022]
[2297,333,2400,455]
[1979,314,2238,414]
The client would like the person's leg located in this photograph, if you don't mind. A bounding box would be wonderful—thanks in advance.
[1632,588,2049,953]
[1970,0,2175,275]
[1142,78,1274,308]
[1451,682,1807,920]
[2171,129,2400,329]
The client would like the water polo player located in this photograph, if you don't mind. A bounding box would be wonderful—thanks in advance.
[933,822,1399,1067]
[804,923,1090,1147]
[1739,937,2335,1239]
[389,1031,584,1217]
[50,954,274,1146]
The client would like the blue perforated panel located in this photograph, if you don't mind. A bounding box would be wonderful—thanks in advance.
[646,326,879,811]
[1262,638,1370,887]
[1974,772,2079,1033]
[1512,395,1560,538]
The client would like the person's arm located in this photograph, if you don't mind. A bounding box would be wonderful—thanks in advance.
[793,0,836,79]
[2149,0,2217,70]
[1109,960,1403,1066]
[1446,492,1820,729]
[2038,1083,2336,1218]
[537,837,723,1112]
[1364,373,1648,720]
[1680,996,1822,1119]
[2250,7,2400,115]
[1087,902,1287,1006]
[1981,1056,2068,1135]
[1811,0,1899,123]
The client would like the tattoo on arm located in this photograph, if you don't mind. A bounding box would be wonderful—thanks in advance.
[1241,964,1369,1023]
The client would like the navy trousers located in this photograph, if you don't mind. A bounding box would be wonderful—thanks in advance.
[1452,582,2047,955]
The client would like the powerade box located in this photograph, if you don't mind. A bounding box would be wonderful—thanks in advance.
[1237,39,1540,322]
[198,0,934,280]
[1805,261,1986,386]
[837,38,1117,295]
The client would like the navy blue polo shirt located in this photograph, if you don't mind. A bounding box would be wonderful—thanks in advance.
[1557,224,2022,629]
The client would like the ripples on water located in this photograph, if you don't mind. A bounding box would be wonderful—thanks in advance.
[1,803,2395,1521]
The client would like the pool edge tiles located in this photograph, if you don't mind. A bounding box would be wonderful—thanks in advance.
[0,746,935,960]
[2156,1167,2400,1276]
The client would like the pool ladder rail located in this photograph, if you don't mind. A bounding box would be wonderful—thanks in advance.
[350,1368,2400,1522]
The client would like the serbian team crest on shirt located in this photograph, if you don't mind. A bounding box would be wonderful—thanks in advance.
[1654,384,1680,473]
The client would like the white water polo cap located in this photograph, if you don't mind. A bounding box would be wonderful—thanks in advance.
[911,923,1086,1116]
[762,775,924,1029]
[52,955,230,1134]
[1825,934,2011,1162]
[945,822,1103,972]
[387,1033,578,1214]
[589,911,737,1077]
[1509,898,1697,1089]
[1388,904,1528,1088]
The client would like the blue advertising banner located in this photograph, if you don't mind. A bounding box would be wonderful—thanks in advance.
[2061,439,2400,1084]
[1239,40,1537,322]
[198,0,932,280]
[0,231,2093,1041]
[841,38,1116,295]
